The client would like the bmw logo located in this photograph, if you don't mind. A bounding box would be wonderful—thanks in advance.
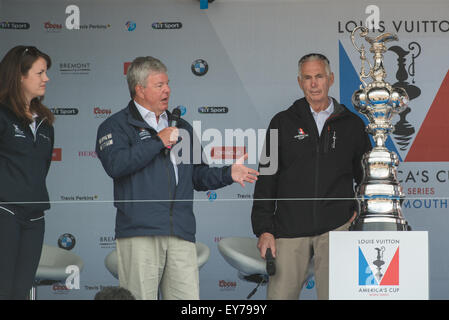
[125,21,136,31]
[57,233,76,250]
[191,59,208,76]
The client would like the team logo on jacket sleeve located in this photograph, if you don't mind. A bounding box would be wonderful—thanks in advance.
[294,128,309,140]
[98,133,113,150]
[13,124,26,138]
[138,128,152,140]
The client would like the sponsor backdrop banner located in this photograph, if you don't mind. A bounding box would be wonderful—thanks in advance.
[1,0,448,299]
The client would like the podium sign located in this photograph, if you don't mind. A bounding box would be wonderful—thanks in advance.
[329,231,428,300]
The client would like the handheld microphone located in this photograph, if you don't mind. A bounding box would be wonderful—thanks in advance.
[164,107,182,156]
[265,248,276,276]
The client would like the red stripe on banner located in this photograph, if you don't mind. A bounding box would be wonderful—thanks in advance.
[380,247,399,286]
[406,70,449,162]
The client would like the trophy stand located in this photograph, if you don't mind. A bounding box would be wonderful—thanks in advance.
[349,26,411,231]
[373,247,385,282]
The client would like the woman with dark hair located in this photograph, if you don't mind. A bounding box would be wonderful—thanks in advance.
[0,46,55,299]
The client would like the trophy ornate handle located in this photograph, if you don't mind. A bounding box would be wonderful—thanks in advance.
[350,26,369,52]
[351,26,372,87]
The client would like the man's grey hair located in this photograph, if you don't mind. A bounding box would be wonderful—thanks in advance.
[298,53,332,79]
[126,56,167,98]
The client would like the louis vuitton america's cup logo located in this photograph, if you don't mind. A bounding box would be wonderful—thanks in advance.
[388,42,421,151]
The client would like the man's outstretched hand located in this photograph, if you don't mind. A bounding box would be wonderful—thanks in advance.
[231,153,259,187]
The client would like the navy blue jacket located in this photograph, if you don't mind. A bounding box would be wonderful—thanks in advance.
[96,101,234,242]
[0,104,54,220]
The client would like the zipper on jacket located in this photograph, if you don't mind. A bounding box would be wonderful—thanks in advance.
[313,121,333,231]
[312,142,320,232]
[323,125,330,153]
[164,157,177,235]
[312,115,341,232]
[31,117,47,145]
[0,206,15,216]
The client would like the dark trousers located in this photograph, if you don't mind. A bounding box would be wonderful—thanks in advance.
[0,212,45,300]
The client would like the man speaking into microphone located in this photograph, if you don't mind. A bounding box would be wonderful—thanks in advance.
[95,56,258,300]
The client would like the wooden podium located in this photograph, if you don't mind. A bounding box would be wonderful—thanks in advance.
[329,231,428,300]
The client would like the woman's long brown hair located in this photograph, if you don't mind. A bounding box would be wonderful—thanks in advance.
[0,45,54,125]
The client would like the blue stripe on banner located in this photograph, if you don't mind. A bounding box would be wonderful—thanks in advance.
[358,247,378,286]
[200,0,208,9]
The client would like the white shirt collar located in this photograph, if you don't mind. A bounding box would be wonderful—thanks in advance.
[310,98,334,116]
[134,100,168,122]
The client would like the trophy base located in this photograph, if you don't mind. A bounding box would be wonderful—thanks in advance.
[350,216,411,231]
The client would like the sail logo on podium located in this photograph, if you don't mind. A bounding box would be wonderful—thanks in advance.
[358,246,399,286]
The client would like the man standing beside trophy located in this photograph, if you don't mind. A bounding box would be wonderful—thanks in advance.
[251,53,371,300]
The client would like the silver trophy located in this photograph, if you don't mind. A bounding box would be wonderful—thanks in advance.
[349,26,411,231]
